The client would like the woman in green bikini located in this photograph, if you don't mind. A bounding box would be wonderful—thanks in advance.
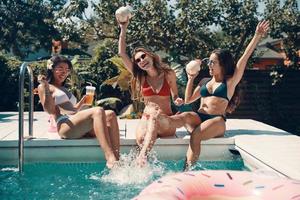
[183,20,270,169]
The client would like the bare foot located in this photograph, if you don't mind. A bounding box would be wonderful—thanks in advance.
[183,157,193,171]
[136,155,148,168]
[106,160,119,169]
[106,155,118,169]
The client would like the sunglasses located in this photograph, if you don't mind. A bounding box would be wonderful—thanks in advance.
[54,66,71,73]
[201,58,217,66]
[135,53,147,64]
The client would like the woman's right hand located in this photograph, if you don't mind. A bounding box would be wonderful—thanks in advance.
[37,75,49,87]
[117,16,130,30]
[187,71,199,80]
[186,59,201,80]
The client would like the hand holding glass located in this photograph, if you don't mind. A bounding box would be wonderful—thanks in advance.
[85,86,96,105]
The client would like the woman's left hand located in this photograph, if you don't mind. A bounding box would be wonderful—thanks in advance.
[255,20,270,36]
[79,95,87,104]
[37,75,48,87]
[174,97,184,106]
[76,95,89,110]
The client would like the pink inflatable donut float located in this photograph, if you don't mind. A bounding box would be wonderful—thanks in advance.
[134,170,300,200]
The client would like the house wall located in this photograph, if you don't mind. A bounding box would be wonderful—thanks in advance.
[253,59,283,69]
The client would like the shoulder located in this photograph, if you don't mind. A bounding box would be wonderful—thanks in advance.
[198,77,210,87]
[165,69,176,79]
[37,84,44,91]
[37,83,55,92]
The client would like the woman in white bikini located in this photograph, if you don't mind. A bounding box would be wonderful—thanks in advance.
[38,55,120,168]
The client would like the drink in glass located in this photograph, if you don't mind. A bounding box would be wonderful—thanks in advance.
[85,86,96,105]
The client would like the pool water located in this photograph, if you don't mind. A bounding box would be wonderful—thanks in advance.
[0,157,246,200]
[0,113,16,122]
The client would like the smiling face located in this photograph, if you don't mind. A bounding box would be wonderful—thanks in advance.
[208,53,223,77]
[134,51,154,71]
[52,62,71,84]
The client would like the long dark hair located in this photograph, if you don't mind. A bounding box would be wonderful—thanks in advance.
[46,55,72,86]
[212,49,242,114]
[130,47,172,101]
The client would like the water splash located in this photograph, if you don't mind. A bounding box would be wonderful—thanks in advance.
[1,167,19,172]
[98,150,166,185]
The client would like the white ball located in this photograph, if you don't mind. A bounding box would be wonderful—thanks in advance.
[186,60,201,75]
[115,6,133,23]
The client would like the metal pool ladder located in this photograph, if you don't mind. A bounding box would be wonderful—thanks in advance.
[18,62,34,173]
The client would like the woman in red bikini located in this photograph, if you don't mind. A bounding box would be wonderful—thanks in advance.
[117,18,196,164]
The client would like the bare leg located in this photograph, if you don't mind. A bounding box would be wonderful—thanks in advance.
[57,107,117,168]
[186,117,225,167]
[168,112,201,133]
[135,103,162,166]
[136,106,200,159]
[105,110,120,160]
[137,112,159,159]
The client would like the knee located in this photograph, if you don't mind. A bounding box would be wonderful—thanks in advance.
[180,112,189,120]
[219,125,226,136]
[105,110,117,121]
[93,107,105,117]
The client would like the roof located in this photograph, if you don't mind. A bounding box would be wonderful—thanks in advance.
[258,36,283,47]
[254,46,285,59]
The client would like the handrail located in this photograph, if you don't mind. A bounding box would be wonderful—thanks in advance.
[18,62,34,173]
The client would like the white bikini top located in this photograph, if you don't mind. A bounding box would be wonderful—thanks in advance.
[53,87,77,106]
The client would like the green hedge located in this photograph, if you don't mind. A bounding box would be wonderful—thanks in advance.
[0,53,22,111]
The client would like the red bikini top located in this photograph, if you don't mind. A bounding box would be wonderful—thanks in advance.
[142,77,171,97]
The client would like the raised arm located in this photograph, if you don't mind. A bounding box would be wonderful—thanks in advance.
[185,72,201,104]
[231,20,270,86]
[184,60,202,104]
[37,75,57,115]
[118,19,134,74]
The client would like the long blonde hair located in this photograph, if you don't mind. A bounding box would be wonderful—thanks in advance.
[130,47,172,101]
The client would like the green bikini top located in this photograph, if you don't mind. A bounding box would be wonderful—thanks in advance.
[200,78,229,101]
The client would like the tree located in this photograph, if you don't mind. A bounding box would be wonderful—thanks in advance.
[127,0,175,52]
[54,0,89,45]
[217,0,260,61]
[264,0,300,68]
[0,0,85,59]
[0,1,57,58]
[173,0,219,61]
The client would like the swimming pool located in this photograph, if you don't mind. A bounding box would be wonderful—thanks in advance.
[0,157,246,200]
[0,113,16,122]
